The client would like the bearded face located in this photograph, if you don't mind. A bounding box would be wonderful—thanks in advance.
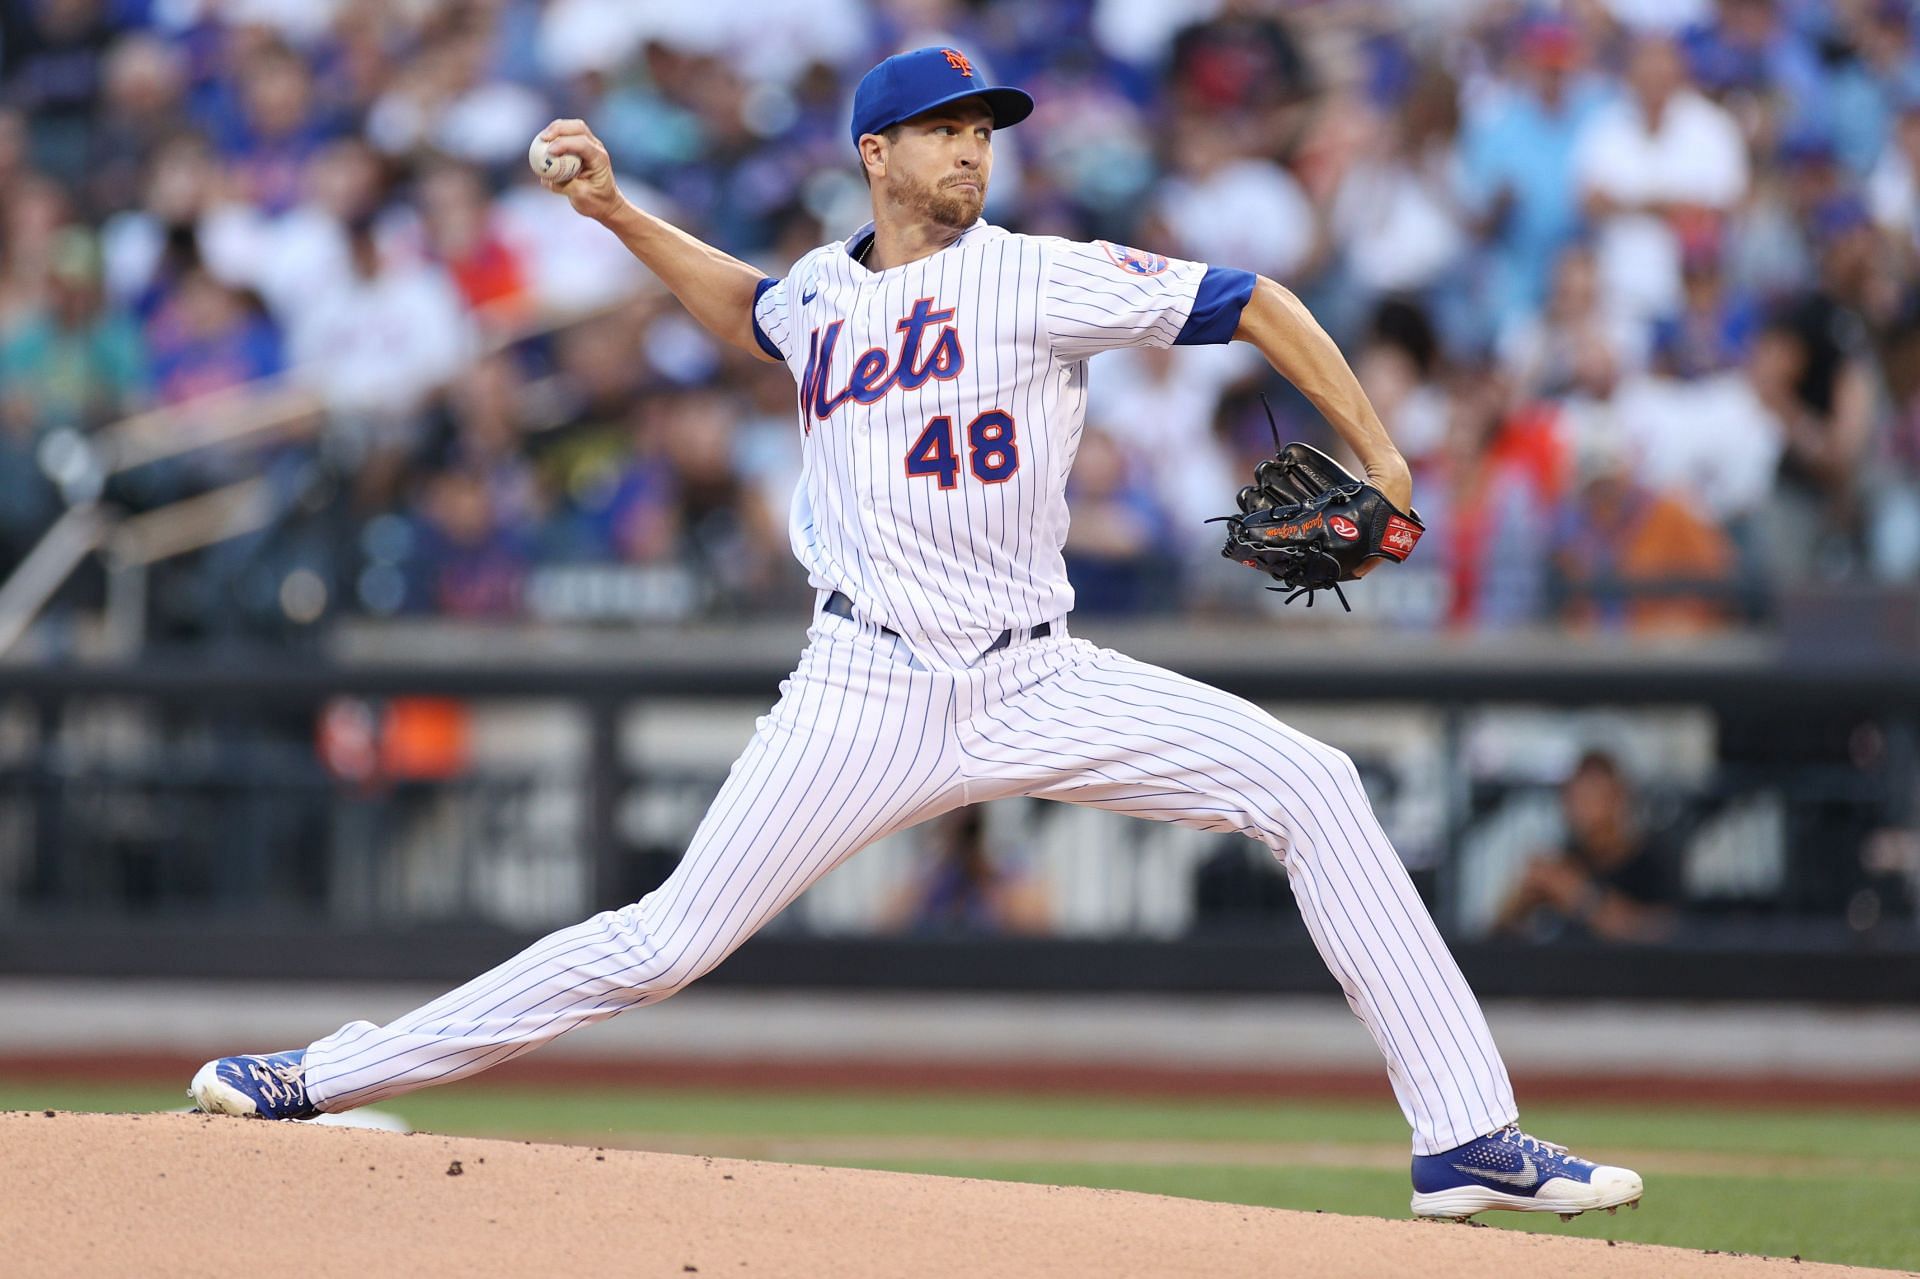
[868,102,993,231]
[896,165,985,228]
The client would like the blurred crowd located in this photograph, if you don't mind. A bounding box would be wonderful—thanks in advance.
[4,0,1920,639]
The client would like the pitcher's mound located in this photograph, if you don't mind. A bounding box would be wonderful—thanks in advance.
[0,1111,1866,1278]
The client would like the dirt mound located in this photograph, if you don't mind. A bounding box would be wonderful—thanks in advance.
[0,1111,1874,1278]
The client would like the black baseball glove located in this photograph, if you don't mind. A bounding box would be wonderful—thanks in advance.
[1216,440,1425,609]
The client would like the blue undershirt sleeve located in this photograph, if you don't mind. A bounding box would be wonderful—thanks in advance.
[1173,267,1258,346]
[751,276,785,361]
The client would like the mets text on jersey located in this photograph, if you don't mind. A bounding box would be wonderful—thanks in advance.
[800,298,964,428]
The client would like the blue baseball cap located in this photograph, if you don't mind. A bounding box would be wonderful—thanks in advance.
[850,46,1034,149]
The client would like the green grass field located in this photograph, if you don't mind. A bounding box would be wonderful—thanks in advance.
[7,1082,1916,1271]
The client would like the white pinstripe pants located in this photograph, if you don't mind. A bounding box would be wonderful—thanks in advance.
[304,610,1517,1153]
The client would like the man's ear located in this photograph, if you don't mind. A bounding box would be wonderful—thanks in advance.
[859,133,887,183]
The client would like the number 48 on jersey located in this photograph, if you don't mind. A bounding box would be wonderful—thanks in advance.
[904,411,1019,489]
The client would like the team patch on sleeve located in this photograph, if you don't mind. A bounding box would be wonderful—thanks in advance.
[1096,240,1170,276]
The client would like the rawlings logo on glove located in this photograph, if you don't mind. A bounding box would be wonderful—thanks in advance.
[1215,425,1424,610]
[1382,514,1423,558]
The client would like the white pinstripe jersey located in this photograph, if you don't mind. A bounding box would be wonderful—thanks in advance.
[752,219,1251,668]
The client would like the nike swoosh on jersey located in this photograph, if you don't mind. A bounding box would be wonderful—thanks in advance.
[1450,1153,1539,1188]
[801,285,819,304]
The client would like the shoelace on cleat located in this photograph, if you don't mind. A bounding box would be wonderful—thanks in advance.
[243,1057,307,1107]
[1497,1125,1589,1167]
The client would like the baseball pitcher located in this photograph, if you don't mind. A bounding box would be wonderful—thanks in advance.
[192,47,1642,1223]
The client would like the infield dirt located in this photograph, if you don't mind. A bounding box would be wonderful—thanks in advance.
[0,1110,1890,1278]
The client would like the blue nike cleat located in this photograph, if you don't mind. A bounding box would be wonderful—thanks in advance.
[1410,1123,1642,1220]
[188,1050,318,1121]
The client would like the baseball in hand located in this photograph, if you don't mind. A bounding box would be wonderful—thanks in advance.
[529,135,580,185]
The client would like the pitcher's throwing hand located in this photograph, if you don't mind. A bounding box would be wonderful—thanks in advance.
[530,119,621,221]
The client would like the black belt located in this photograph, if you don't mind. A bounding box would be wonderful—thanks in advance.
[822,590,1051,656]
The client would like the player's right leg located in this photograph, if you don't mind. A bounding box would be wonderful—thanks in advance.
[190,611,964,1118]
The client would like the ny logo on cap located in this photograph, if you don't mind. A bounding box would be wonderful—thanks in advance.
[943,48,974,77]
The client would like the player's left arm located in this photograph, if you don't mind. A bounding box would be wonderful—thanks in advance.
[1230,276,1412,514]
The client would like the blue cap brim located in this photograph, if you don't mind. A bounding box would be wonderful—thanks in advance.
[861,85,1034,139]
